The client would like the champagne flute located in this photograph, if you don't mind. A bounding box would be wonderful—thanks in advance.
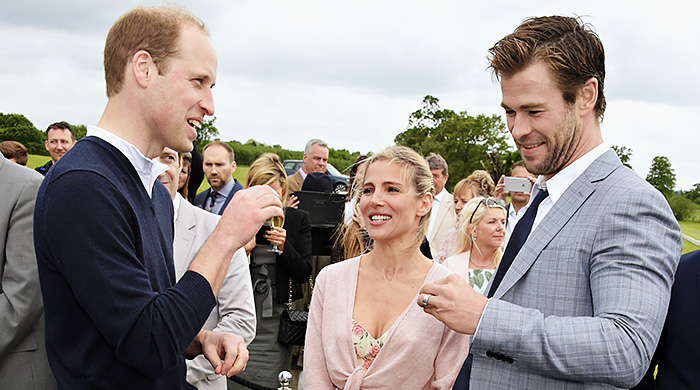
[267,213,285,254]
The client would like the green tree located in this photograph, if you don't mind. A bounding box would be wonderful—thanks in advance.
[668,194,695,221]
[194,116,220,151]
[646,156,676,199]
[395,95,512,190]
[72,124,87,141]
[682,183,700,204]
[0,113,47,155]
[611,145,633,170]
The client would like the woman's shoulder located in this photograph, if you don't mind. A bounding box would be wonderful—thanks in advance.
[443,251,469,268]
[428,260,455,281]
[316,256,361,283]
[285,206,309,221]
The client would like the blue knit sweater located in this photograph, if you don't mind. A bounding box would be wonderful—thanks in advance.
[34,137,216,389]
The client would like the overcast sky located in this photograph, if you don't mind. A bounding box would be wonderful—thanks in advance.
[1,0,697,190]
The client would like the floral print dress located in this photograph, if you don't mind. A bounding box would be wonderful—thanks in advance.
[352,319,389,370]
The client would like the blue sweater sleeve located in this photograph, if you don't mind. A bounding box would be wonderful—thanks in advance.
[36,170,215,378]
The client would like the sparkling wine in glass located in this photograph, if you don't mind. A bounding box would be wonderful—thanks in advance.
[267,215,285,254]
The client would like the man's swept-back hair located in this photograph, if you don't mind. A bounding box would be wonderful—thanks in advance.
[488,15,606,121]
[425,152,448,176]
[304,139,328,155]
[202,141,235,162]
[104,5,207,97]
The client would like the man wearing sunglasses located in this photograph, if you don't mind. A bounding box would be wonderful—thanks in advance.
[420,16,682,389]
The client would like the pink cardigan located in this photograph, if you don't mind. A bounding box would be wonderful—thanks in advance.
[304,257,470,389]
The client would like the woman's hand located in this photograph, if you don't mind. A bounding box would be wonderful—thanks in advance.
[243,236,256,256]
[265,226,287,250]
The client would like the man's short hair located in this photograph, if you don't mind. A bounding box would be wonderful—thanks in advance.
[510,160,527,175]
[202,141,235,162]
[0,140,29,166]
[425,152,448,176]
[488,15,606,121]
[104,6,207,97]
[304,139,328,155]
[46,121,76,141]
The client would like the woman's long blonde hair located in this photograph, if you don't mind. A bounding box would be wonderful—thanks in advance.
[245,153,289,205]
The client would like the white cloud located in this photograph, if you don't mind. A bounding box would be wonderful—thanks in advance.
[0,0,697,190]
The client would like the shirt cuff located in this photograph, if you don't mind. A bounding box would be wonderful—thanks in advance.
[473,298,490,336]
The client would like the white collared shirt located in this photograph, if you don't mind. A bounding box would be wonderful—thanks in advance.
[427,188,447,239]
[531,143,609,231]
[172,192,182,223]
[86,125,168,198]
[475,143,610,336]
[504,202,529,247]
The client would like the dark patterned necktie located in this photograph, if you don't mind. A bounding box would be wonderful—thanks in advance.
[487,188,549,298]
[208,191,218,212]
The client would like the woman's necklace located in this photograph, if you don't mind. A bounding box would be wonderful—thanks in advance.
[469,252,492,268]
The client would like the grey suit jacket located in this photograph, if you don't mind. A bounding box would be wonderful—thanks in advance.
[428,191,457,257]
[0,155,55,389]
[172,194,256,390]
[469,149,682,389]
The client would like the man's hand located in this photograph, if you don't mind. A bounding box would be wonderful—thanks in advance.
[494,175,507,200]
[417,274,488,335]
[187,330,249,377]
[216,185,284,251]
[189,185,283,294]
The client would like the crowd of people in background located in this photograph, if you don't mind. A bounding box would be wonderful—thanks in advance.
[0,5,696,390]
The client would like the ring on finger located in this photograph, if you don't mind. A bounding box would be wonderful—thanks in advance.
[422,294,431,307]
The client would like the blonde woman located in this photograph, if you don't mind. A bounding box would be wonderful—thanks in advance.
[305,146,469,389]
[231,153,312,389]
[435,170,496,263]
[443,197,506,295]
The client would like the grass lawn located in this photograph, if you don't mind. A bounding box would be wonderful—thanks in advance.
[679,221,700,254]
[27,154,51,169]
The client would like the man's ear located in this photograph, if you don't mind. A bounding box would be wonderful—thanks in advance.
[231,161,237,173]
[132,50,155,88]
[578,77,598,113]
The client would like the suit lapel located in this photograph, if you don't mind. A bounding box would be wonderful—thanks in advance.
[493,150,621,298]
[174,199,197,277]
[430,193,452,242]
[197,188,211,209]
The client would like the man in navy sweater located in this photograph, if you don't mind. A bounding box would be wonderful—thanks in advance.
[33,6,282,389]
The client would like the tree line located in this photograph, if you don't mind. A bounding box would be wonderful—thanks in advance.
[2,96,695,220]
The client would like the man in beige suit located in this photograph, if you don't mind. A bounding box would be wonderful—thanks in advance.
[288,139,329,193]
[158,147,255,390]
[0,154,56,389]
[425,153,457,257]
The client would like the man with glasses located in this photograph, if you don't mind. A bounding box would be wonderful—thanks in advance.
[419,16,681,388]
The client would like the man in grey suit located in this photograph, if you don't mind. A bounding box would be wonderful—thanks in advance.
[0,154,56,388]
[419,16,682,389]
[158,147,256,390]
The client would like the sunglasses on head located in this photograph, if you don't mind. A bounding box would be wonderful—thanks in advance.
[468,197,506,224]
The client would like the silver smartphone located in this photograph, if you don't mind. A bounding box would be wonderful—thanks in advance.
[503,176,532,193]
